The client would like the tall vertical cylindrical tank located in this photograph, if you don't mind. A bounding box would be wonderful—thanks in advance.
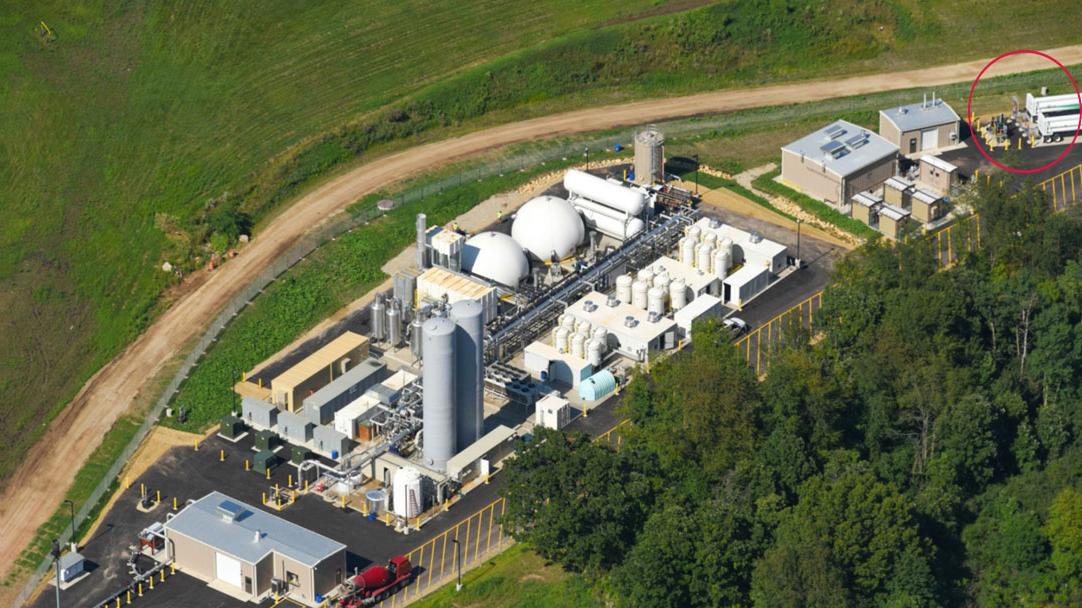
[555,327,571,353]
[687,224,701,243]
[422,317,456,471]
[653,271,670,290]
[571,333,586,360]
[587,339,604,368]
[631,279,648,310]
[561,315,576,331]
[697,244,713,273]
[450,299,484,452]
[633,127,665,185]
[591,326,608,347]
[392,467,423,519]
[681,237,696,267]
[387,301,403,347]
[616,274,633,305]
[638,267,655,288]
[669,278,688,311]
[714,248,732,279]
[370,297,386,341]
[701,231,716,248]
[647,287,666,315]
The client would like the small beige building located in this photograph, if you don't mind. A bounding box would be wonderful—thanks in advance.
[878,204,911,240]
[270,332,369,412]
[911,188,946,224]
[164,492,346,606]
[781,120,899,207]
[918,155,959,195]
[879,96,960,156]
[851,191,882,227]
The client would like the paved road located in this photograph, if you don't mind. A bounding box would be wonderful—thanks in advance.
[10,44,1082,594]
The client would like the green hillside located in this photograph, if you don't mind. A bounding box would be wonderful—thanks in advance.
[1,0,1081,491]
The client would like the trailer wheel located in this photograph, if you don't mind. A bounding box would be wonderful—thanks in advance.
[1055,134,1064,142]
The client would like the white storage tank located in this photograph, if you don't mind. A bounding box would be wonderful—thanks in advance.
[714,248,732,279]
[687,225,701,243]
[462,232,530,287]
[575,318,592,334]
[616,274,633,304]
[571,333,586,359]
[669,278,688,311]
[631,279,648,310]
[647,286,666,315]
[564,169,646,216]
[562,315,576,331]
[653,271,670,289]
[511,195,585,261]
[680,237,696,267]
[638,267,655,287]
[697,244,713,273]
[587,339,604,367]
[392,467,423,519]
[555,327,571,353]
[702,231,716,247]
[591,326,608,346]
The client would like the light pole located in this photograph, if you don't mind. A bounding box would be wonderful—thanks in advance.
[583,147,589,171]
[51,539,61,608]
[796,219,802,266]
[63,499,75,547]
[452,537,462,591]
[694,153,700,196]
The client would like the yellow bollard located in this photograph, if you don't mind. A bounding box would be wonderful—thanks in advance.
[265,467,271,480]
[484,474,490,485]
[444,499,450,512]
[160,570,165,582]
[262,492,266,505]
[172,496,177,511]
[140,483,145,498]
[245,459,250,472]
[288,474,292,487]
[170,564,175,575]
[1018,137,1022,150]
[138,583,143,597]
[304,479,309,493]
[220,449,225,462]
[116,598,121,608]
[156,490,161,504]
[194,440,198,451]
[149,576,154,591]
[125,477,131,489]
[126,590,131,604]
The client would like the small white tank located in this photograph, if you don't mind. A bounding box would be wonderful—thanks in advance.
[571,333,586,359]
[591,326,608,345]
[669,278,688,310]
[687,225,701,243]
[555,327,571,353]
[717,237,734,258]
[575,318,592,334]
[631,279,648,310]
[697,244,713,273]
[653,271,670,289]
[587,339,604,367]
[551,326,561,347]
[680,237,696,267]
[638,267,655,287]
[392,467,423,519]
[647,286,666,315]
[714,248,732,279]
[702,231,716,247]
[561,315,576,331]
[616,274,633,304]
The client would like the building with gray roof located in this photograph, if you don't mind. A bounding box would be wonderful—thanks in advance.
[164,491,345,606]
[879,95,960,155]
[781,120,899,207]
[302,357,385,425]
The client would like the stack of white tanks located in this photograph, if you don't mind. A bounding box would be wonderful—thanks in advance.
[678,225,733,280]
[552,312,607,367]
[421,299,485,472]
[564,169,647,241]
[613,264,694,315]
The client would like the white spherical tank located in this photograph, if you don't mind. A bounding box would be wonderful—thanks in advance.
[571,333,586,360]
[392,467,423,519]
[631,279,648,310]
[681,237,696,267]
[647,286,666,315]
[462,232,530,287]
[669,278,688,310]
[697,244,713,273]
[616,274,633,304]
[511,196,585,261]
[587,339,604,367]
[555,327,570,353]
[714,248,732,279]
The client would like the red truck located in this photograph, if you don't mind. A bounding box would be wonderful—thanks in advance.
[336,556,413,607]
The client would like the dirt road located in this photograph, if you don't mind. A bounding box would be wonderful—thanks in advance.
[4,44,1082,596]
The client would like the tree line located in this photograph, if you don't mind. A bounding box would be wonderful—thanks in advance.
[500,180,1082,607]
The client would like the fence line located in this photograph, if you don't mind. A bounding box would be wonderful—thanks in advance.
[1041,163,1082,210]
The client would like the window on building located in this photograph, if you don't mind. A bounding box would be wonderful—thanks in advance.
[286,571,300,587]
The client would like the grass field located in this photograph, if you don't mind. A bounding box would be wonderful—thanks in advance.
[411,544,600,608]
[2,0,1081,494]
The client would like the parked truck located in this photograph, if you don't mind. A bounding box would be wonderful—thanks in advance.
[336,556,413,607]
[1037,112,1081,143]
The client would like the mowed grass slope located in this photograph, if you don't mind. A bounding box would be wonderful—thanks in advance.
[0,0,673,487]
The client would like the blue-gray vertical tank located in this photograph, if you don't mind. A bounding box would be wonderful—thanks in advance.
[422,316,456,471]
[450,299,484,451]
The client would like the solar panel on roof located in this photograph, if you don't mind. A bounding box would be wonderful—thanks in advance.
[820,140,845,154]
[845,133,866,145]
[831,148,849,159]
[825,124,846,139]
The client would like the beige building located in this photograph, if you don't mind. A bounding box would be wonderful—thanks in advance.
[878,204,911,240]
[164,492,346,606]
[911,188,946,224]
[851,191,883,228]
[918,155,959,195]
[270,332,369,412]
[883,176,914,209]
[781,120,899,207]
[879,96,960,156]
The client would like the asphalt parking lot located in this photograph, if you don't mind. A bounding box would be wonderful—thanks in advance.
[939,138,1082,181]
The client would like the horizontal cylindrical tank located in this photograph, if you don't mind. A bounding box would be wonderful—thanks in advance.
[669,278,688,311]
[422,317,456,471]
[714,248,732,279]
[616,274,633,304]
[697,244,713,273]
[647,286,666,315]
[631,279,648,310]
[573,202,646,240]
[571,333,586,360]
[564,169,646,215]
[555,327,571,353]
[587,339,604,367]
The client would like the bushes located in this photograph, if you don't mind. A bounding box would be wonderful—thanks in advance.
[752,168,878,240]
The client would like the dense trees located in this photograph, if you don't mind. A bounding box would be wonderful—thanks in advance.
[501,182,1082,606]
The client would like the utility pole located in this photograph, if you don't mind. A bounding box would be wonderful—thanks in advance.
[796,219,802,267]
[63,500,75,546]
[453,537,462,591]
[694,153,700,196]
[583,147,589,171]
[51,539,61,608]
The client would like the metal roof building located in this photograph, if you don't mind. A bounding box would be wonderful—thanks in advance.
[164,492,346,606]
[781,120,899,207]
[270,332,369,412]
[879,96,960,155]
[301,357,385,425]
